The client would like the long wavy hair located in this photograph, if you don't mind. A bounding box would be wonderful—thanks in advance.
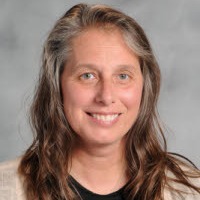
[18,3,200,200]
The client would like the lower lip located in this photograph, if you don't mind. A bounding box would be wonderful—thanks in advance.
[87,114,120,127]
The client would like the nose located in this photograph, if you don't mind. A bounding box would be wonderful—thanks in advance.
[95,79,116,106]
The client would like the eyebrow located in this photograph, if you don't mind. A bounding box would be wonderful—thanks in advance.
[71,63,139,73]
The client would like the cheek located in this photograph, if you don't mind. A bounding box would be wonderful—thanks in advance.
[62,83,94,109]
[119,86,143,110]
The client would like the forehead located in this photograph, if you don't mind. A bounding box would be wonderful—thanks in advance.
[69,28,139,66]
[72,27,128,49]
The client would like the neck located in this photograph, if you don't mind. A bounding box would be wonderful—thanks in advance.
[70,139,128,194]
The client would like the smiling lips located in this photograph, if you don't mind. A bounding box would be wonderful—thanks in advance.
[87,113,121,123]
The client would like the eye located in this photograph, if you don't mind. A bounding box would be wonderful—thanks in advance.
[118,74,129,80]
[80,73,95,80]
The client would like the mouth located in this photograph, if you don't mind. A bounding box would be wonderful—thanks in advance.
[86,112,121,122]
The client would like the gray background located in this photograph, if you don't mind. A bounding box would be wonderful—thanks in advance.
[0,0,200,167]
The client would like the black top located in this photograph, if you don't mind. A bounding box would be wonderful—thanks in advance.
[69,176,126,200]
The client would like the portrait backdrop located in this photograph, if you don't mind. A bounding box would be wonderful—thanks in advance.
[0,0,200,167]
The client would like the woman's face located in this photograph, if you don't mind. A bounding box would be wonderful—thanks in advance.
[61,28,143,147]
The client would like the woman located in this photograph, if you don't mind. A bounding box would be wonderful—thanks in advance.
[0,3,200,200]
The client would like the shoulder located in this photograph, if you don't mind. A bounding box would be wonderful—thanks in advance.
[0,157,20,170]
[0,157,26,200]
[164,164,200,200]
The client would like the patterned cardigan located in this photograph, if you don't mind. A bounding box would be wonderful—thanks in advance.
[0,157,200,200]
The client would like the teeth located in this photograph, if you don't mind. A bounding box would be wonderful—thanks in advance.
[91,114,118,122]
